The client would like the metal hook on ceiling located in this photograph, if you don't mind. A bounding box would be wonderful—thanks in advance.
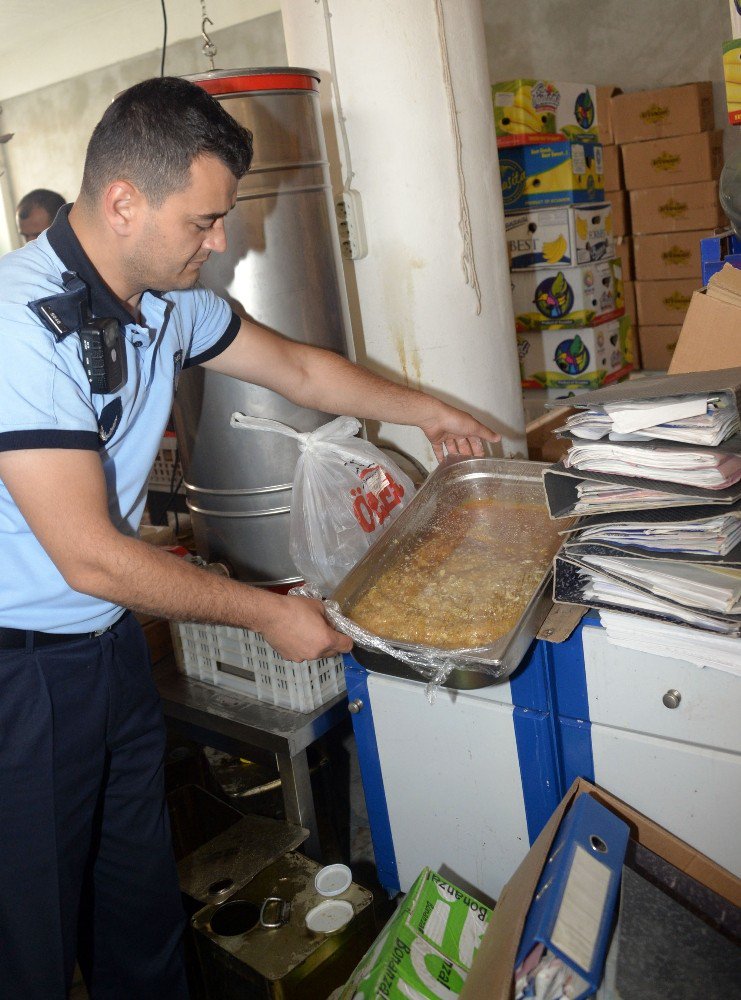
[201,16,217,70]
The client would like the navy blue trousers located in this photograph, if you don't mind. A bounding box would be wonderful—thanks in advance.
[0,613,188,999]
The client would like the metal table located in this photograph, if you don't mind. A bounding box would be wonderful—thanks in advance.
[153,657,348,861]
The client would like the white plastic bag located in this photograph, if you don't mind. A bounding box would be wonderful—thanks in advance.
[230,413,415,595]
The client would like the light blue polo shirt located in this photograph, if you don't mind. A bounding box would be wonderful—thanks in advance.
[0,206,240,632]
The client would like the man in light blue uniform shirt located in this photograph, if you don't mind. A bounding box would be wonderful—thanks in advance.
[0,77,500,998]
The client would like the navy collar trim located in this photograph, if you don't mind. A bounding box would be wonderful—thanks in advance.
[46,205,136,327]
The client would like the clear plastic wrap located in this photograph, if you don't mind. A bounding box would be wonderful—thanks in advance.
[289,583,470,699]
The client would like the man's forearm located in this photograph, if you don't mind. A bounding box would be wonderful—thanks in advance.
[71,529,353,662]
[292,344,441,427]
[71,531,284,632]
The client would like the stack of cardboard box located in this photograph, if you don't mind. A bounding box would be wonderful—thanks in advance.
[492,79,631,423]
[612,82,726,371]
[596,85,640,365]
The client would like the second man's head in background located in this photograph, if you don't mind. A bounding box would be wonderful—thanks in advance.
[16,188,66,241]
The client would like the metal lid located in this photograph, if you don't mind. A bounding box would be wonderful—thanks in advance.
[314,863,352,897]
[305,899,354,935]
[185,67,320,95]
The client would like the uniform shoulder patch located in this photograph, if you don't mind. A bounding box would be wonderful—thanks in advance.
[173,349,183,393]
[98,397,122,444]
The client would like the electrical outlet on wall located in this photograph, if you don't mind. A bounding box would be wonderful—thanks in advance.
[335,190,368,260]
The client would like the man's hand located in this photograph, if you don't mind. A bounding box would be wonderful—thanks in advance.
[260,595,353,662]
[417,400,502,463]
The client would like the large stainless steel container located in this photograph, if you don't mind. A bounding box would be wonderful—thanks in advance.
[175,69,350,585]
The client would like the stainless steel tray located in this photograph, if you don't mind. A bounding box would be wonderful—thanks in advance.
[330,456,564,687]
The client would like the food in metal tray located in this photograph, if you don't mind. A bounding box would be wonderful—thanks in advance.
[346,496,561,649]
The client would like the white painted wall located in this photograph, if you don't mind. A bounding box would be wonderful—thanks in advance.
[0,1,281,101]
[283,0,527,466]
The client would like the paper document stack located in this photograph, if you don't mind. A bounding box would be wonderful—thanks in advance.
[544,368,741,636]
[598,610,741,675]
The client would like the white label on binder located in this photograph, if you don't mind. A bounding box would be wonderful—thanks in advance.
[550,844,611,972]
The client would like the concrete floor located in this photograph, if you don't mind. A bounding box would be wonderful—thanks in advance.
[69,723,377,999]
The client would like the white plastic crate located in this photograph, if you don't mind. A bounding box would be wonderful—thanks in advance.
[171,621,345,712]
[148,434,185,492]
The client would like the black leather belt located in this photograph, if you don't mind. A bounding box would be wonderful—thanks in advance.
[0,610,130,650]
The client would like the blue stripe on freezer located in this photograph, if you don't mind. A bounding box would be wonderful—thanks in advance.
[559,717,596,787]
[508,636,550,712]
[511,704,563,846]
[549,618,597,787]
[343,654,400,893]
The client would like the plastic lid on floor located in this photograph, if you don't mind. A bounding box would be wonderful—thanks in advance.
[314,863,352,897]
[305,899,354,935]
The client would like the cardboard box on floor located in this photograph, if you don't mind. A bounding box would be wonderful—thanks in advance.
[611,81,715,144]
[595,85,622,145]
[460,777,741,1000]
[630,179,725,235]
[622,277,636,323]
[615,234,633,277]
[638,324,681,370]
[602,143,623,192]
[669,291,741,373]
[633,229,708,281]
[610,189,630,237]
[622,131,724,190]
[635,277,697,325]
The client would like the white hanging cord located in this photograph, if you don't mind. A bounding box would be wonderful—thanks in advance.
[434,0,482,315]
[316,0,354,192]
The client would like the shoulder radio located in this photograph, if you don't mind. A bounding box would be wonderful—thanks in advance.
[28,271,125,394]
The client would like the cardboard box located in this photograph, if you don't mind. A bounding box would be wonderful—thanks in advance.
[610,188,630,237]
[522,387,588,424]
[615,234,633,278]
[596,85,622,145]
[635,277,697,325]
[633,229,708,280]
[723,38,741,124]
[460,778,741,1000]
[511,258,622,331]
[623,277,636,321]
[732,0,741,39]
[499,141,604,212]
[615,309,637,369]
[620,302,641,368]
[611,81,715,144]
[602,143,623,192]
[630,180,726,235]
[638,324,681,370]
[621,130,724,190]
[525,404,575,464]
[505,203,614,270]
[518,318,625,389]
[491,79,598,146]
[338,867,491,999]
[669,288,741,372]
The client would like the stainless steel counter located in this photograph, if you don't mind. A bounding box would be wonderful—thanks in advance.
[153,657,348,860]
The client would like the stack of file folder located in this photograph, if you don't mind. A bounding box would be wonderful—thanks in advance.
[543,368,741,641]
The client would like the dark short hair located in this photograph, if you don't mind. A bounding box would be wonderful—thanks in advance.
[17,189,66,221]
[79,76,253,206]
